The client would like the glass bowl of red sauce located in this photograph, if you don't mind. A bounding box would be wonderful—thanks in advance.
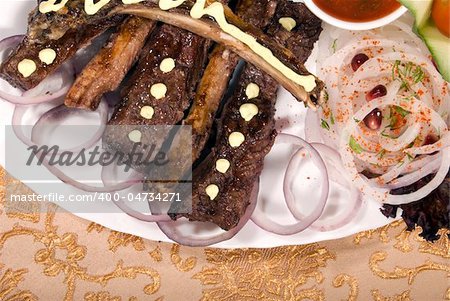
[304,0,408,30]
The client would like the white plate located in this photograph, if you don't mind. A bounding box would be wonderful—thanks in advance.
[0,0,397,248]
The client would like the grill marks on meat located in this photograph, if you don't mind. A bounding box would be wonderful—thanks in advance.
[108,23,210,127]
[266,2,323,64]
[29,0,123,43]
[172,2,322,230]
[0,20,117,90]
[185,0,277,161]
[65,17,155,110]
[184,45,239,161]
[175,65,278,229]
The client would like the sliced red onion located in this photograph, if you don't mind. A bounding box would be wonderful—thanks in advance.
[386,154,441,190]
[114,199,173,222]
[0,35,23,60]
[31,99,108,153]
[153,182,259,247]
[99,161,171,221]
[251,134,329,235]
[12,104,34,147]
[40,158,142,193]
[306,143,363,232]
[14,106,140,193]
[0,35,74,105]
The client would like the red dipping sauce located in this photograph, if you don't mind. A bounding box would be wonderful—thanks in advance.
[312,0,402,22]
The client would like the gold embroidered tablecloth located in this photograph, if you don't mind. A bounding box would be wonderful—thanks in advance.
[1,166,449,301]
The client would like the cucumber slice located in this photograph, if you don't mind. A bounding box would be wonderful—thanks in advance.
[400,0,450,82]
[399,0,433,29]
[419,20,450,81]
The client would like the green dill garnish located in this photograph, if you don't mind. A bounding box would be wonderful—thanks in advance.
[353,117,361,123]
[388,114,398,130]
[330,111,335,125]
[320,119,330,130]
[349,136,364,154]
[394,105,411,117]
[331,39,337,53]
[323,90,329,103]
[381,129,396,139]
[392,60,400,80]
[384,106,401,130]
[406,153,414,161]
[392,61,425,90]
[378,149,386,158]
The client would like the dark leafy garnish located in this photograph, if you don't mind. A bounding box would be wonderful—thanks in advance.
[381,169,450,241]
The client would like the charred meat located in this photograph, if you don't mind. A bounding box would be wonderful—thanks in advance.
[65,16,155,110]
[171,1,322,230]
[0,18,119,90]
[107,23,210,127]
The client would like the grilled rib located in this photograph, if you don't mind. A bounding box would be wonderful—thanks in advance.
[2,0,324,106]
[171,1,322,230]
[65,16,156,110]
[107,23,211,127]
[0,18,120,90]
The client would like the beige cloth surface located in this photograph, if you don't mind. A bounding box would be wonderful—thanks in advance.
[0,166,449,300]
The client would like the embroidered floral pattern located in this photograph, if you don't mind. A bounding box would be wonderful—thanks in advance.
[194,245,334,300]
[0,167,449,300]
[0,267,38,301]
[0,204,160,300]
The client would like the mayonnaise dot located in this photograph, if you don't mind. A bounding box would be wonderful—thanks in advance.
[215,159,230,173]
[205,184,219,200]
[228,132,245,148]
[150,83,167,99]
[128,130,142,143]
[159,58,175,73]
[278,17,296,32]
[140,106,155,120]
[245,83,260,99]
[239,103,259,122]
[39,48,57,65]
[17,59,36,78]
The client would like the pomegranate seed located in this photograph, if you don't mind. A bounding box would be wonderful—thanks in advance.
[364,109,382,130]
[423,134,438,145]
[351,53,369,71]
[366,85,387,101]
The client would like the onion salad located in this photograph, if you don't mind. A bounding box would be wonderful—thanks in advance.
[308,17,450,206]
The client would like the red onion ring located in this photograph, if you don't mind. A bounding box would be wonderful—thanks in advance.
[0,35,23,60]
[304,143,363,232]
[113,198,173,222]
[250,133,329,235]
[12,104,34,147]
[152,181,259,247]
[40,158,142,193]
[31,99,108,153]
[13,102,140,192]
[0,35,74,105]
[100,161,172,222]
